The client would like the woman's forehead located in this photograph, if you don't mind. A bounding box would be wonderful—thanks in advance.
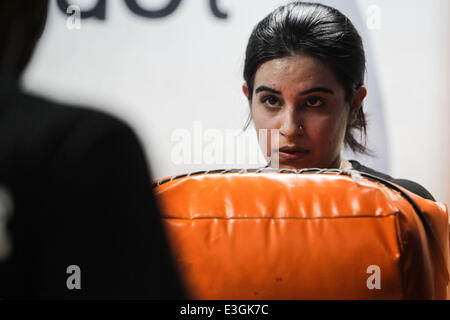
[253,55,343,93]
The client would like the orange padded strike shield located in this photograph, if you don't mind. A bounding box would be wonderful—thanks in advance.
[154,170,450,299]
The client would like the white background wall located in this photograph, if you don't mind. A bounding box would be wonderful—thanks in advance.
[23,0,449,205]
[357,0,450,205]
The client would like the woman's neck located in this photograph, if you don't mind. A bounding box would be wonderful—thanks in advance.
[266,156,353,170]
[339,158,352,170]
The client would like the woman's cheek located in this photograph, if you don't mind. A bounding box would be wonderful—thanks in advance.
[308,116,340,153]
[320,115,347,154]
[256,123,277,158]
[252,108,278,158]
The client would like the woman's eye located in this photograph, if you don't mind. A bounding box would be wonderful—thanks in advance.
[305,97,325,108]
[261,96,281,108]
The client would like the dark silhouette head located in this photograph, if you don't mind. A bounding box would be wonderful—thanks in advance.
[0,0,49,84]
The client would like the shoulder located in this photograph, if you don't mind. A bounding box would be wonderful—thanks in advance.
[349,160,435,201]
[16,92,131,133]
[1,91,138,153]
[0,91,144,181]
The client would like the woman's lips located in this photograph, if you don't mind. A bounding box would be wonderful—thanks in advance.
[277,147,309,160]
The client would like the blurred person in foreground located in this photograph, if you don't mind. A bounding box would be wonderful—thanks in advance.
[0,0,184,299]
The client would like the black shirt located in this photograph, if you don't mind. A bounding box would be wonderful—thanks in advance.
[0,90,185,299]
[349,160,435,201]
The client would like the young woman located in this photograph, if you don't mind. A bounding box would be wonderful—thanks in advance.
[242,1,435,201]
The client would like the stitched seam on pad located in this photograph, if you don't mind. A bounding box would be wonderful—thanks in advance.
[163,213,399,220]
[393,212,405,256]
[393,212,406,299]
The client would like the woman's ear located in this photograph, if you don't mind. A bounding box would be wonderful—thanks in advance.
[242,83,249,100]
[348,86,367,125]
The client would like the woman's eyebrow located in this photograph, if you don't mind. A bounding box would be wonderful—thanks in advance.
[255,85,335,96]
[255,86,281,95]
[299,87,334,95]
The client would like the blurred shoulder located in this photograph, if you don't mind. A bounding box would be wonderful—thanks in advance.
[349,160,435,201]
[0,90,142,175]
[22,92,130,129]
[1,90,136,141]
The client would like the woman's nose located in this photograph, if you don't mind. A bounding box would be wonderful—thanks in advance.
[279,108,302,138]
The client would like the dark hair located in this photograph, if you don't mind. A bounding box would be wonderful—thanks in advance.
[243,1,370,155]
[0,0,49,84]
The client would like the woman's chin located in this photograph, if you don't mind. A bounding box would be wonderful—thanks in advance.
[272,160,313,170]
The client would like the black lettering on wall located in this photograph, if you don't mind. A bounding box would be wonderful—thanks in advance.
[56,0,107,20]
[210,0,228,19]
[124,0,182,19]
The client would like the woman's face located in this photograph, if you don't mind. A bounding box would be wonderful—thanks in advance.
[243,55,366,169]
